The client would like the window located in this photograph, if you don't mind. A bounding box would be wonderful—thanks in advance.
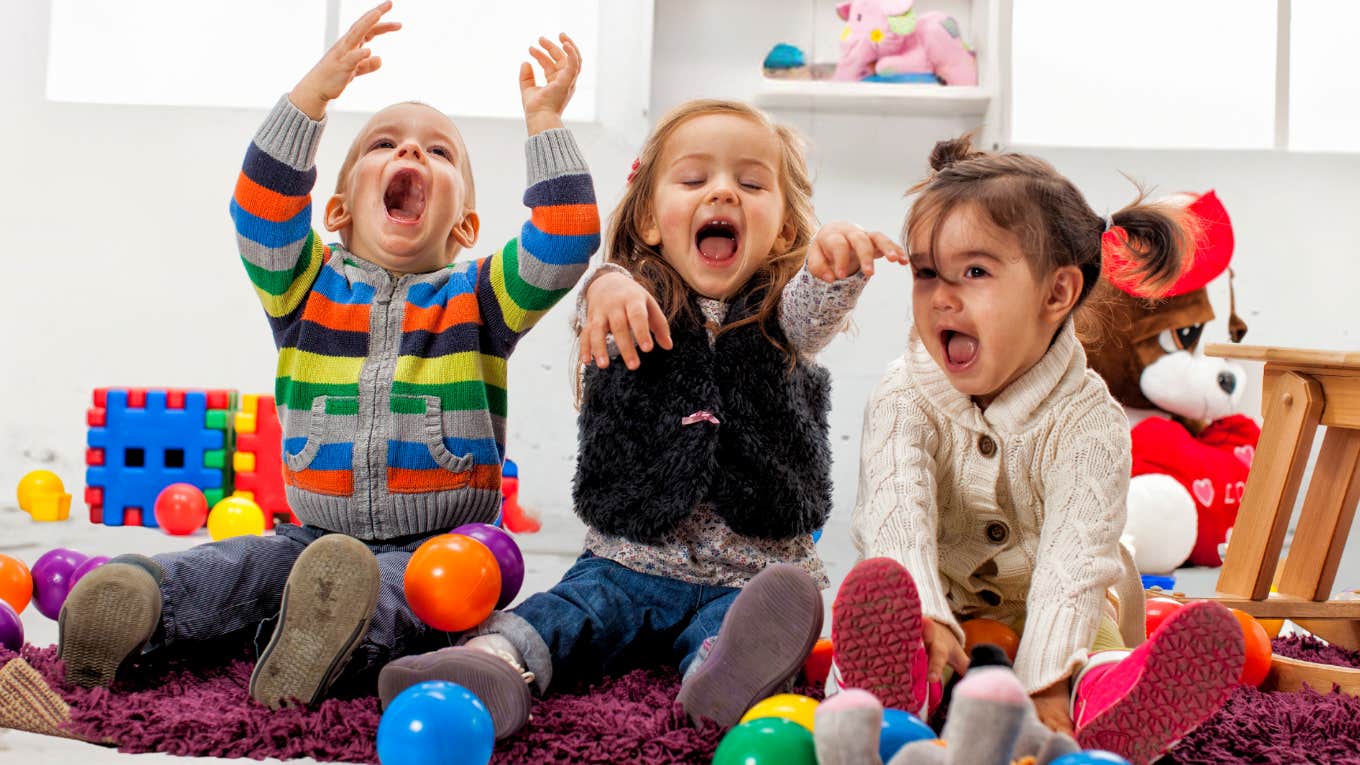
[1289,0,1360,152]
[1009,0,1277,149]
[44,0,643,130]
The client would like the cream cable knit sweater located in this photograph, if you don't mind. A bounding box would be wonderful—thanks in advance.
[852,320,1145,694]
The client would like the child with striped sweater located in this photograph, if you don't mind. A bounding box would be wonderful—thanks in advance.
[57,2,599,708]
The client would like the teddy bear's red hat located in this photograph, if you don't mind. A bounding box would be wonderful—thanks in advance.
[1103,190,1234,298]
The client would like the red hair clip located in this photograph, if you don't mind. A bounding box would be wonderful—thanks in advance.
[626,157,641,184]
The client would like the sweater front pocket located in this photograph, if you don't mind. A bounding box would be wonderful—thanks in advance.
[281,395,358,496]
[387,394,478,493]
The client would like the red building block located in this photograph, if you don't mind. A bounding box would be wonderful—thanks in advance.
[233,394,295,529]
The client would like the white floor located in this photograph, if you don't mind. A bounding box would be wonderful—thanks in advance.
[3,499,1357,762]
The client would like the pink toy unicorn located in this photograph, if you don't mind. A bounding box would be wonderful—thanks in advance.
[834,0,978,85]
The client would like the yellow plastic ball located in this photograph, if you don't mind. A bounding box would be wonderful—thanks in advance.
[17,470,65,511]
[739,693,820,733]
[207,495,266,541]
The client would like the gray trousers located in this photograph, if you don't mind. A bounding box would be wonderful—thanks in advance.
[145,524,449,679]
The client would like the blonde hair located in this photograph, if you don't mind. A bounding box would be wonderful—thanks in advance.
[602,99,816,361]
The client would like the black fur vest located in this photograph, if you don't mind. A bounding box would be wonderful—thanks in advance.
[572,287,832,544]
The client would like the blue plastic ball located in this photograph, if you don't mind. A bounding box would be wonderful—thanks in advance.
[880,707,936,761]
[1051,752,1133,765]
[376,681,495,765]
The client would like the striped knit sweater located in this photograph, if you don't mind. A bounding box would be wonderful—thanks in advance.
[230,96,599,540]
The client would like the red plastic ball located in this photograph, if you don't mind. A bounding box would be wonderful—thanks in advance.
[1231,608,1272,687]
[1145,597,1184,639]
[154,483,209,535]
[404,534,501,632]
[961,618,1020,662]
[0,555,33,615]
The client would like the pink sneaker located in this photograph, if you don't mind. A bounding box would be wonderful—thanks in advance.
[830,558,926,713]
[1075,600,1245,765]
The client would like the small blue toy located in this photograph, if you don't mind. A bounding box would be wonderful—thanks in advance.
[1051,752,1133,765]
[880,706,936,761]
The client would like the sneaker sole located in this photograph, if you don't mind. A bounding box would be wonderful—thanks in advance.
[58,564,161,689]
[1077,602,1245,765]
[379,649,532,740]
[249,535,379,708]
[676,563,824,728]
[831,557,924,712]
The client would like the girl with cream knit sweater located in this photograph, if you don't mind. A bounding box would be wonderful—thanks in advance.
[817,136,1245,765]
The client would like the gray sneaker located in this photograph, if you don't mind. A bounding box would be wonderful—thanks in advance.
[676,563,824,727]
[58,556,163,688]
[249,534,379,708]
[379,646,534,740]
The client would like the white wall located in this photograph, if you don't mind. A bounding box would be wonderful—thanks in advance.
[3,0,1357,563]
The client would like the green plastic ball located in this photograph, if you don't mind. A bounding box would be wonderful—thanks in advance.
[712,716,817,765]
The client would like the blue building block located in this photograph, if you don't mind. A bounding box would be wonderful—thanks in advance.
[86,389,235,527]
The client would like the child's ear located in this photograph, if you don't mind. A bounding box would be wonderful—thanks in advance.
[774,219,798,253]
[1045,265,1083,320]
[452,210,480,249]
[324,194,352,233]
[640,212,662,247]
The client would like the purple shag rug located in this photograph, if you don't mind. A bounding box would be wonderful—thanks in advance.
[2,634,1358,763]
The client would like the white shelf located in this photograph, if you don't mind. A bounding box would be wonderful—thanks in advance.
[755,77,993,117]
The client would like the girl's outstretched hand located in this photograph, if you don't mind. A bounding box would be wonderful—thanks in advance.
[521,33,582,135]
[579,272,673,371]
[807,221,907,282]
[290,1,400,120]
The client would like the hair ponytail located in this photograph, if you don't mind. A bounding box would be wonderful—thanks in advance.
[1104,195,1195,298]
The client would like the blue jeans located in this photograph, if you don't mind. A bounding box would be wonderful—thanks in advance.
[480,553,739,692]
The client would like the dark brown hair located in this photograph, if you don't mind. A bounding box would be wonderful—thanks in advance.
[600,99,816,361]
[905,134,1192,309]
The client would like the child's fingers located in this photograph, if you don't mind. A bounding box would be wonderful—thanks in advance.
[539,36,567,66]
[869,230,907,264]
[806,241,835,283]
[578,332,592,367]
[606,309,640,370]
[362,21,402,43]
[559,33,582,71]
[344,2,392,48]
[948,642,970,675]
[354,55,383,77]
[625,301,655,354]
[587,316,611,368]
[340,48,372,68]
[848,229,877,277]
[518,61,536,91]
[647,297,673,350]
[926,639,950,683]
[529,47,558,78]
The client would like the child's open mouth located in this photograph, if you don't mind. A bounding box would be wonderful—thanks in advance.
[941,329,980,371]
[384,169,426,224]
[695,219,739,265]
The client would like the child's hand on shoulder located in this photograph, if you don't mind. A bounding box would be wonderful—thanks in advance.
[923,617,970,684]
[807,221,906,283]
[1031,682,1075,735]
[290,1,400,121]
[579,272,673,371]
[520,34,583,135]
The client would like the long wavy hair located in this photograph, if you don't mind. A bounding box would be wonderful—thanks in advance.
[598,99,817,362]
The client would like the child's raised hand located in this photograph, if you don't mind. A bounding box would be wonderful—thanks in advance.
[807,221,907,283]
[520,34,583,135]
[579,272,673,371]
[290,1,400,120]
[923,617,970,685]
[1031,683,1075,735]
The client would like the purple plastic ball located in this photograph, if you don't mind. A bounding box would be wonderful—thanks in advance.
[0,601,22,652]
[69,556,110,589]
[450,523,524,609]
[31,548,89,620]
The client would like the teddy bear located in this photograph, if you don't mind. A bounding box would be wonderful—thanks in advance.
[1077,190,1259,571]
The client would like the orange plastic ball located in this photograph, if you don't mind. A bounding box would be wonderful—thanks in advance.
[0,554,33,614]
[1230,609,1272,687]
[1145,597,1184,638]
[961,618,1020,662]
[1258,618,1285,639]
[404,534,501,632]
[803,637,834,686]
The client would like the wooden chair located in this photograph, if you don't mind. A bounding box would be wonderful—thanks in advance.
[1203,345,1360,693]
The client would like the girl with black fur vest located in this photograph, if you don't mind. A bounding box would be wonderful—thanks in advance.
[379,99,903,738]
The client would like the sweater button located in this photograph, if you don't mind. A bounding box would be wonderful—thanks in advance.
[978,434,997,457]
[985,521,1009,544]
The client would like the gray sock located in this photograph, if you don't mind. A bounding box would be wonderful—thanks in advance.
[814,689,884,765]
